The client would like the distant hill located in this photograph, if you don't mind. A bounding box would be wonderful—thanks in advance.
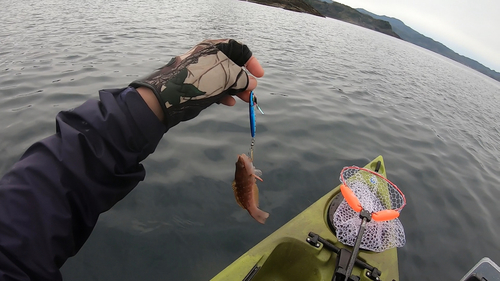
[242,0,499,82]
[244,0,400,39]
[357,8,500,82]
[245,0,324,17]
[305,0,400,39]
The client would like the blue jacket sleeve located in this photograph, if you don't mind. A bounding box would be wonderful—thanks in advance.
[0,87,166,281]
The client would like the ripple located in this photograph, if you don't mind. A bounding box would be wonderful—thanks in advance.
[2,0,500,280]
[14,89,43,98]
[10,104,33,112]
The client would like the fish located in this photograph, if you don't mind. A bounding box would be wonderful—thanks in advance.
[232,153,269,224]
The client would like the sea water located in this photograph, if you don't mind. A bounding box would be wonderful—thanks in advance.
[2,0,500,280]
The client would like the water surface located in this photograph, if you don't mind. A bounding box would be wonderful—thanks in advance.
[2,0,500,280]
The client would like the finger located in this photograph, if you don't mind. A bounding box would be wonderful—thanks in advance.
[236,90,251,103]
[247,75,258,91]
[219,95,236,106]
[220,83,253,106]
[245,56,264,78]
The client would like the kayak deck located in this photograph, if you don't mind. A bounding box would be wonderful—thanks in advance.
[211,156,399,281]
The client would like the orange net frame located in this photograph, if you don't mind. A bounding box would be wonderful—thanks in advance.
[334,166,407,252]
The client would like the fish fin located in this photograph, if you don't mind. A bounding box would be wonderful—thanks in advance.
[254,174,263,182]
[232,181,245,209]
[248,206,269,224]
[254,169,263,177]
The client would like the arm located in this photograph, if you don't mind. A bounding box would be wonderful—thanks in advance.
[0,39,263,281]
[0,87,165,280]
[136,87,164,122]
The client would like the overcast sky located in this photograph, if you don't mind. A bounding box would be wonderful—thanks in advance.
[334,0,500,72]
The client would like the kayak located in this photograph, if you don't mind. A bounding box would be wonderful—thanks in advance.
[211,155,399,281]
[460,257,500,281]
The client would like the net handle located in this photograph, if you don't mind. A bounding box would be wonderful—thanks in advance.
[339,166,406,222]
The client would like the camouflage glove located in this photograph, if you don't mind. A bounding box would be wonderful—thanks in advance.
[130,39,253,129]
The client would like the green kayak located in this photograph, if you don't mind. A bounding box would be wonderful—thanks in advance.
[211,155,400,281]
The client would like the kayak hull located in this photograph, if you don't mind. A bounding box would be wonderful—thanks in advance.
[211,155,399,281]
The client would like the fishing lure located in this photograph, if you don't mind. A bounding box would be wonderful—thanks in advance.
[249,91,264,161]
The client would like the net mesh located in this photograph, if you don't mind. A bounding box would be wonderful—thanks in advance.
[333,167,406,252]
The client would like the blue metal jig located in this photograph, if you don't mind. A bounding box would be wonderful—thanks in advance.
[249,91,256,138]
[249,91,264,161]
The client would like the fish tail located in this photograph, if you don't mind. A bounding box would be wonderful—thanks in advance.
[248,206,269,224]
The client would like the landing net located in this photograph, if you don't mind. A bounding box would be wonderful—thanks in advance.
[333,166,406,252]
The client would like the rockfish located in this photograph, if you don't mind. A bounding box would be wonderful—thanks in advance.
[232,154,269,224]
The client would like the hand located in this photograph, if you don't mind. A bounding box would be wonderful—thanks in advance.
[131,39,264,129]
